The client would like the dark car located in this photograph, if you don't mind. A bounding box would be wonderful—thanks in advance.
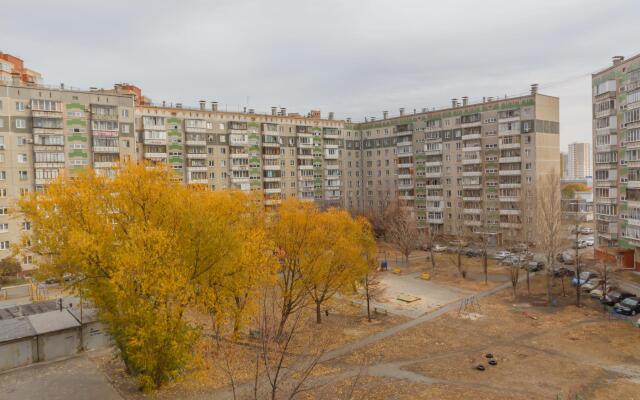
[526,261,545,272]
[464,248,484,257]
[614,297,640,316]
[600,290,635,306]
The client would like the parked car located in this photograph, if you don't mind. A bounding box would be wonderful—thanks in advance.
[551,265,574,277]
[432,244,447,252]
[601,290,635,306]
[494,250,511,260]
[580,227,594,234]
[614,297,640,316]
[572,271,598,286]
[464,248,484,257]
[526,261,545,272]
[581,279,603,292]
[583,237,594,246]
[44,277,59,284]
[562,252,576,265]
[590,286,615,299]
[572,240,588,249]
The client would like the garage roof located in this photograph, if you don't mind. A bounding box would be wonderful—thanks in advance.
[0,317,36,343]
[27,310,81,335]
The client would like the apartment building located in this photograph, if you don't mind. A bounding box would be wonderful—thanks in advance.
[567,142,592,179]
[354,89,560,244]
[593,54,640,268]
[0,52,560,270]
[0,53,41,86]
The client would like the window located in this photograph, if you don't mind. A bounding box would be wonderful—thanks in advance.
[18,171,28,181]
[22,255,33,265]
[15,119,26,129]
[121,109,129,118]
[121,124,130,134]
[0,208,7,215]
[15,101,25,111]
[0,171,5,180]
[0,241,9,250]
[0,223,8,232]
[17,154,27,163]
[0,189,6,197]
[0,119,3,129]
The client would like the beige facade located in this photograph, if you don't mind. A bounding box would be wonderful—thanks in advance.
[0,69,560,271]
[592,54,640,260]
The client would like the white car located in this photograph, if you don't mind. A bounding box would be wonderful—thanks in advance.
[494,250,511,260]
[583,238,594,246]
[580,227,594,234]
[433,244,447,252]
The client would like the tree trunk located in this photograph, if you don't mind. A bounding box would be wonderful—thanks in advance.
[483,252,488,285]
[405,253,410,268]
[546,270,552,305]
[526,269,530,296]
[430,248,436,273]
[315,301,322,324]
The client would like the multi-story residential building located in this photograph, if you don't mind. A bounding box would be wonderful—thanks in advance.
[560,151,568,178]
[0,52,560,270]
[567,142,592,179]
[0,53,41,86]
[593,53,640,269]
[353,88,560,245]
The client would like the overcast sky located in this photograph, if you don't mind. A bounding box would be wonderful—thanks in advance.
[3,0,640,150]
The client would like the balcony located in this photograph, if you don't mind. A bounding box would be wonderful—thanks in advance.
[93,146,119,153]
[424,161,443,167]
[462,133,481,140]
[499,170,521,176]
[188,178,209,185]
[499,183,521,189]
[397,173,412,179]
[396,141,413,147]
[464,220,482,227]
[397,162,414,168]
[185,140,206,146]
[324,151,339,159]
[425,195,443,201]
[425,171,441,178]
[462,171,482,177]
[499,142,521,149]
[263,164,281,170]
[229,135,249,146]
[499,156,521,163]
[186,166,207,172]
[231,153,249,158]
[462,145,481,152]
[500,209,521,215]
[398,181,414,189]
[423,147,442,155]
[298,164,314,170]
[462,158,481,165]
[463,196,482,201]
[463,208,482,214]
[399,194,415,201]
[144,152,168,159]
[264,187,282,194]
[627,180,640,189]
[499,196,520,202]
[93,161,118,168]
[499,222,522,229]
[428,217,444,224]
[186,153,207,159]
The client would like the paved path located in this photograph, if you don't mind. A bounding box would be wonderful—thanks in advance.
[0,354,123,400]
[212,280,514,399]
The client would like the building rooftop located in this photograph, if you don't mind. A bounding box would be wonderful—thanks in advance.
[27,310,81,335]
[0,317,36,343]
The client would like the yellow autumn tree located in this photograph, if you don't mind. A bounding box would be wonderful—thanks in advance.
[17,163,272,390]
[270,199,375,330]
[301,209,372,323]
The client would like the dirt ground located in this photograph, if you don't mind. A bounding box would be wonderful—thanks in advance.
[81,243,640,399]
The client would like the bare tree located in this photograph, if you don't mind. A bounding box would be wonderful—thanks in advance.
[362,271,381,323]
[569,211,587,307]
[424,225,438,273]
[223,290,326,400]
[536,171,563,304]
[383,200,420,268]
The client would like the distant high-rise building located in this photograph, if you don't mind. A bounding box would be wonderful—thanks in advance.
[567,142,592,179]
[560,151,568,178]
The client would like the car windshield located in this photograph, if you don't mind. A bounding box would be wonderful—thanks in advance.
[621,298,638,306]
